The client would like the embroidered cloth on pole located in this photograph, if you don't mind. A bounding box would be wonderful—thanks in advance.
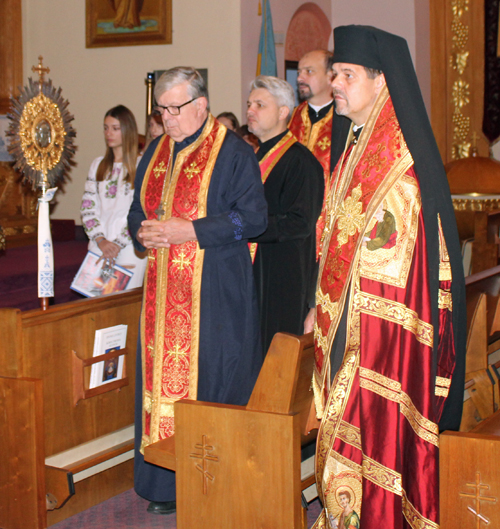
[38,187,57,297]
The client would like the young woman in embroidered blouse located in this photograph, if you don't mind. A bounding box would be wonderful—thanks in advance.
[80,105,146,289]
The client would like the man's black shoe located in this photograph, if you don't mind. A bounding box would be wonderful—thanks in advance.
[147,501,176,515]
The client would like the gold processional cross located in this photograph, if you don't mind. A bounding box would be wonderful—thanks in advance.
[459,472,497,528]
[190,435,219,494]
[32,56,50,86]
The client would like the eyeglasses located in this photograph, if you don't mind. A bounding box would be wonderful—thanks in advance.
[154,97,199,116]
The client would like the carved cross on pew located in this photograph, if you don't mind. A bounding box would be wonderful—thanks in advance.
[459,471,497,528]
[190,435,219,495]
[32,56,50,86]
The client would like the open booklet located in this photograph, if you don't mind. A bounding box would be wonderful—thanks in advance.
[71,251,133,297]
[89,324,128,389]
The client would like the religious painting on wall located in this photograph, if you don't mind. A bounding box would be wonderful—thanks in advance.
[86,0,172,48]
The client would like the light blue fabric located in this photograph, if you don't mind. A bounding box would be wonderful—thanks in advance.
[257,0,277,76]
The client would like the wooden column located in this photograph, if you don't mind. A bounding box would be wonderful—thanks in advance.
[0,0,23,113]
[430,0,490,163]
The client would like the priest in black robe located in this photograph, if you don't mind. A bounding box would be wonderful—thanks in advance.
[127,67,267,515]
[247,75,324,355]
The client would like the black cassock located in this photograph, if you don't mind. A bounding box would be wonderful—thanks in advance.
[251,130,324,355]
[128,124,268,503]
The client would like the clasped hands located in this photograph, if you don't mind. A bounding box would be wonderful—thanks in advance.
[137,218,197,249]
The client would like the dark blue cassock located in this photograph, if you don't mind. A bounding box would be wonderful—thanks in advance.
[128,123,268,503]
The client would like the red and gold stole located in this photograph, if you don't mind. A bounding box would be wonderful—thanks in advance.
[313,87,413,409]
[289,101,333,176]
[289,101,333,258]
[139,115,226,451]
[249,130,297,261]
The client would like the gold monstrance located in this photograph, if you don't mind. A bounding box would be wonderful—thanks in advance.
[7,57,76,310]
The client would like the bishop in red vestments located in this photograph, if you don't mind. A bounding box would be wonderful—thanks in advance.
[305,26,466,529]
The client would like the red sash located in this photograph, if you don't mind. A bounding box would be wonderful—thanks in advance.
[249,130,297,261]
[289,101,333,176]
[139,115,226,450]
[313,90,413,395]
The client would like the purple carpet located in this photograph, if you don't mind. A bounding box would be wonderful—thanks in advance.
[50,489,323,528]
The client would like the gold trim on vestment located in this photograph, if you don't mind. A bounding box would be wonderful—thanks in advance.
[438,289,453,310]
[316,87,415,406]
[337,420,362,450]
[190,123,227,398]
[259,130,296,181]
[357,291,434,348]
[307,106,333,152]
[329,450,403,498]
[359,367,439,447]
[329,450,363,475]
[316,288,338,322]
[402,491,440,529]
[436,375,451,387]
[315,282,362,502]
[140,115,226,448]
[438,214,452,281]
[336,183,366,247]
[362,455,402,496]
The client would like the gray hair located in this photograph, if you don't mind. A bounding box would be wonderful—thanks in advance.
[154,67,210,109]
[249,76,295,121]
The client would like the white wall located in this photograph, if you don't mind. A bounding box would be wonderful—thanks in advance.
[329,0,431,112]
[240,0,332,119]
[22,0,242,223]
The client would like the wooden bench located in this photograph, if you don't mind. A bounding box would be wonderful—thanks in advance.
[144,331,318,529]
[440,410,500,528]
[0,290,142,529]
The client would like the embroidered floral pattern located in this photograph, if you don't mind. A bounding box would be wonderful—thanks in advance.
[105,179,118,199]
[84,218,100,232]
[81,199,95,210]
[229,211,243,240]
[336,183,366,247]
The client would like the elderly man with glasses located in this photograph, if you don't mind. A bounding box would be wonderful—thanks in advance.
[128,66,267,515]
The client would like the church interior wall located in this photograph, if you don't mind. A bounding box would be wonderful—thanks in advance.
[330,0,434,113]
[239,0,333,119]
[21,0,434,224]
[22,0,243,223]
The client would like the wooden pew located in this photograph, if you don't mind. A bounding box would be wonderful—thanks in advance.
[459,266,500,430]
[440,411,500,528]
[440,266,500,526]
[0,289,142,528]
[144,332,317,529]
